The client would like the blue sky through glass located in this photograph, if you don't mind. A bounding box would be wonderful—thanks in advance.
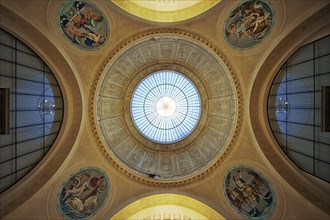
[131,70,201,144]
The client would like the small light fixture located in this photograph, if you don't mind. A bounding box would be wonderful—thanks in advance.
[275,97,288,114]
[37,99,55,115]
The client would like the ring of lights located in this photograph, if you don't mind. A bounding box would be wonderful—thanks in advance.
[91,29,242,184]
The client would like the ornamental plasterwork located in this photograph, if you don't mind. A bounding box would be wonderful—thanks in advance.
[90,29,243,186]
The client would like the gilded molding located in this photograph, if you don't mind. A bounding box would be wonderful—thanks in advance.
[112,194,224,219]
[89,28,243,187]
[112,0,220,23]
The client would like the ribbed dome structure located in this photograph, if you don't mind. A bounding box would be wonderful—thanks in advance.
[131,70,201,144]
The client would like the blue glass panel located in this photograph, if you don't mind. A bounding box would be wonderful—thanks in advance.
[131,70,201,144]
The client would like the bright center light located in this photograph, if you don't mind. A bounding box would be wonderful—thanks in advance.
[131,70,201,144]
[156,96,176,117]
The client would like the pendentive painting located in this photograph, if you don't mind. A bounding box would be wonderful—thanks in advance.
[224,166,275,219]
[224,0,274,49]
[58,167,110,219]
[59,0,109,50]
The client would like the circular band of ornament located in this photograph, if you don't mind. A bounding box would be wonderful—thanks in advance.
[90,29,243,187]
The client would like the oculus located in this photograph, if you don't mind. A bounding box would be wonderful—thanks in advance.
[131,70,201,144]
[94,32,240,183]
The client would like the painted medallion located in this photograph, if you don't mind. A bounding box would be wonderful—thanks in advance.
[58,167,109,219]
[224,166,275,219]
[224,0,274,49]
[59,0,108,50]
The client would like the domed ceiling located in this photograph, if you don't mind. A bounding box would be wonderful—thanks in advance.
[111,0,221,22]
[91,30,242,186]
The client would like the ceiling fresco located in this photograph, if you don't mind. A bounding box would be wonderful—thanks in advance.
[224,166,275,219]
[224,0,274,49]
[58,0,109,50]
[57,167,110,219]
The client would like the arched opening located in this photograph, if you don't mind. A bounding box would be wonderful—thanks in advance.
[112,194,225,220]
[249,4,330,213]
[111,0,220,23]
[0,5,83,217]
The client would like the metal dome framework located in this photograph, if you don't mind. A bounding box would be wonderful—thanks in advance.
[131,70,201,144]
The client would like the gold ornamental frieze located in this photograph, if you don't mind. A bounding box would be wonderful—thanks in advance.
[90,29,243,187]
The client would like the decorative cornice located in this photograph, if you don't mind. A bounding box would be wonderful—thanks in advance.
[89,28,243,187]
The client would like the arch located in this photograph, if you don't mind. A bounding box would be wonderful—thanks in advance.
[112,193,225,220]
[111,0,220,23]
[249,4,330,214]
[0,4,83,217]
[267,35,330,182]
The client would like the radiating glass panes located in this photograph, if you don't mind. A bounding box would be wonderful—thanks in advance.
[0,29,64,192]
[267,35,330,182]
[131,70,201,144]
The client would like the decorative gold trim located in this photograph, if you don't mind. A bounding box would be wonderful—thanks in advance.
[89,28,243,187]
[112,0,221,23]
[111,194,225,219]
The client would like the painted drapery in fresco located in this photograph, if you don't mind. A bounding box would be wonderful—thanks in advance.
[224,0,274,49]
[224,166,275,219]
[58,167,109,219]
[59,1,109,50]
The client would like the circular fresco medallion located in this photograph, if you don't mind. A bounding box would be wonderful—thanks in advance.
[224,166,275,219]
[131,70,201,144]
[58,167,110,219]
[58,0,109,50]
[224,0,274,49]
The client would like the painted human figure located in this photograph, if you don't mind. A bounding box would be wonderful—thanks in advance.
[65,176,106,216]
[233,171,260,204]
[62,173,90,202]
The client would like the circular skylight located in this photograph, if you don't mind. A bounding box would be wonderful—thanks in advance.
[131,70,201,144]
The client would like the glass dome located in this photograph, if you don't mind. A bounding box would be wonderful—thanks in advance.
[131,70,201,144]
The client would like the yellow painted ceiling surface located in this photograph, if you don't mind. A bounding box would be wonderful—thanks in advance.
[111,194,225,219]
[133,0,201,11]
[112,0,221,22]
